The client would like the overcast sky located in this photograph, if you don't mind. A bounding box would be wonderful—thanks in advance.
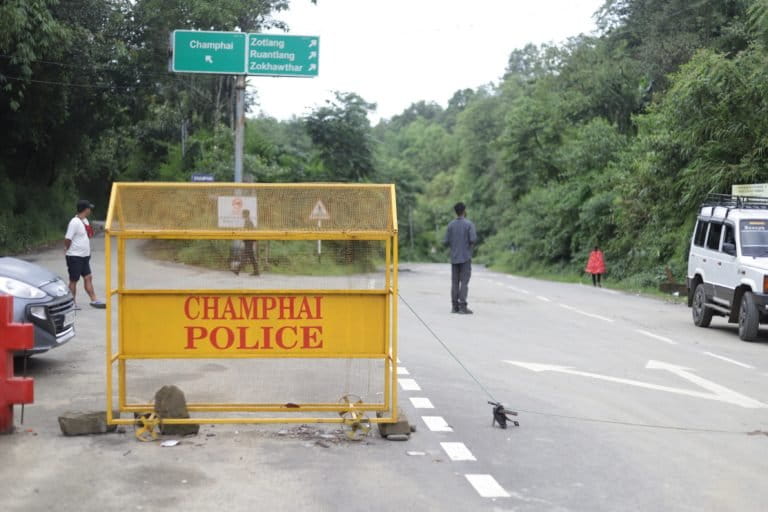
[251,0,605,122]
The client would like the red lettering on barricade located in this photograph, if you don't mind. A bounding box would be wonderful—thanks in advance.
[261,297,277,318]
[181,295,324,321]
[278,297,294,319]
[181,296,327,352]
[185,326,207,349]
[184,297,199,319]
[0,295,34,433]
[210,327,235,350]
[202,297,218,319]
[240,297,258,319]
[275,326,297,349]
[301,326,323,349]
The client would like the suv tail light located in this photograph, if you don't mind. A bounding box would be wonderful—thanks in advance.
[763,275,768,294]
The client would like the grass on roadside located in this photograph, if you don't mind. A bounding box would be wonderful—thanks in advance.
[142,239,381,276]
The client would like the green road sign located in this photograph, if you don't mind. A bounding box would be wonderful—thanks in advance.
[172,30,247,74]
[247,34,319,77]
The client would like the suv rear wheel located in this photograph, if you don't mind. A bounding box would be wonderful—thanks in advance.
[739,291,760,341]
[692,283,713,327]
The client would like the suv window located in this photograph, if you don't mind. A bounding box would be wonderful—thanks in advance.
[722,224,736,254]
[694,220,708,247]
[706,223,723,251]
[740,219,768,257]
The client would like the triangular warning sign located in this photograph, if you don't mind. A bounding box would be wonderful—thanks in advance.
[309,200,330,220]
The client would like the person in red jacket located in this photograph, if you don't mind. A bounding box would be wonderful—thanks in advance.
[585,246,606,287]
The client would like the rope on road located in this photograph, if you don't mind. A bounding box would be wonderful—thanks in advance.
[398,293,758,436]
[398,293,499,403]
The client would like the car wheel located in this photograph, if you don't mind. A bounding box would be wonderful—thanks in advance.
[739,291,760,341]
[692,284,713,327]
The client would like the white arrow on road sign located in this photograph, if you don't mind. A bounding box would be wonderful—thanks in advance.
[205,55,213,63]
[309,39,318,47]
[309,51,317,59]
[504,360,767,409]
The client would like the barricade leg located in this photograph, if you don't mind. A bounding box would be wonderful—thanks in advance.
[0,296,34,433]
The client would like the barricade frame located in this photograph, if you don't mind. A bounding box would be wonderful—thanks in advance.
[104,182,399,426]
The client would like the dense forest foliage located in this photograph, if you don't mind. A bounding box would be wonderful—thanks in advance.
[2,0,768,287]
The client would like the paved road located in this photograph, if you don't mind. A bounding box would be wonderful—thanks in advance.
[398,264,768,511]
[2,238,767,511]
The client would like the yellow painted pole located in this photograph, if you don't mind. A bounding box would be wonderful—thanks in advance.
[118,236,126,410]
[105,232,113,424]
[392,232,399,422]
[114,230,390,241]
[383,236,391,414]
[114,181,393,190]
[391,185,399,422]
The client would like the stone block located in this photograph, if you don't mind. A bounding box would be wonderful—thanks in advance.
[58,411,118,436]
[154,385,199,436]
[376,409,412,439]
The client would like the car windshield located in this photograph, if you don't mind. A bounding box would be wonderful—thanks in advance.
[740,219,768,256]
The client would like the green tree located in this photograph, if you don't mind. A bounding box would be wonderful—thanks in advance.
[304,91,377,182]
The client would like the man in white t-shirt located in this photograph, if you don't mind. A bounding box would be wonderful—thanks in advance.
[64,199,104,309]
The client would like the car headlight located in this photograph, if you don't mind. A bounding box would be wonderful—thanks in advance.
[0,277,47,299]
[30,306,47,320]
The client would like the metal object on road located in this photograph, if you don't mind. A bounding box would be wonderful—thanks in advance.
[338,394,371,441]
[488,401,519,429]
[135,412,160,442]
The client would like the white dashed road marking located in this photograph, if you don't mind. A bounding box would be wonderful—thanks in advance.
[507,286,531,295]
[559,303,614,323]
[536,296,551,302]
[421,416,453,432]
[703,352,754,369]
[398,378,421,391]
[440,442,476,461]
[635,329,677,345]
[465,474,510,498]
[409,397,434,409]
[397,366,410,375]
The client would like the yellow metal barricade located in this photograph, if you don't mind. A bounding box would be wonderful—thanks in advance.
[104,183,398,427]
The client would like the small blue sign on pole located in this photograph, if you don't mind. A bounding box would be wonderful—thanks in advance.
[191,174,215,182]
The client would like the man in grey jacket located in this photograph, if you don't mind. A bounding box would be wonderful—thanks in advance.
[444,202,477,314]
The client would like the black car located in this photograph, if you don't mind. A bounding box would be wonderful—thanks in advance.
[0,257,76,354]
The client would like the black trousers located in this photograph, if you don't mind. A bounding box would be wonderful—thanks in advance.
[451,261,472,308]
[244,242,258,274]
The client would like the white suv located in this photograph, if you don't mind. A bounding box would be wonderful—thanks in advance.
[687,195,768,341]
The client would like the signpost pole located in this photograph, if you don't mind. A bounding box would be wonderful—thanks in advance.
[234,75,246,183]
[318,220,322,258]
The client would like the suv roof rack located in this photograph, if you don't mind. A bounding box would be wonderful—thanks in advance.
[702,194,768,210]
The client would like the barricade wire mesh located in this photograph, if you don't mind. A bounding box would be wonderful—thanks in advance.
[127,239,387,290]
[106,183,397,422]
[108,184,393,233]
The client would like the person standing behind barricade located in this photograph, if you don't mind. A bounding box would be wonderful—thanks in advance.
[585,246,606,287]
[242,209,259,276]
[64,199,105,309]
[444,202,477,314]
